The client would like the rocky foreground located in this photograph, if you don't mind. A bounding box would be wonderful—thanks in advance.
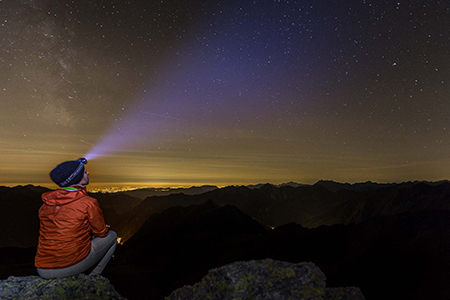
[0,274,126,300]
[0,259,363,300]
[166,259,364,300]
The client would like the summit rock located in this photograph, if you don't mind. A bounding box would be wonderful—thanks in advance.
[0,274,126,300]
[166,259,364,300]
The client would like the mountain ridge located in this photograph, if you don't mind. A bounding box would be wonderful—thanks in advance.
[1,198,450,299]
[3,180,450,248]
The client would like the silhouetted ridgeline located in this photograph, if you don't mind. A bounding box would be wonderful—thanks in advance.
[1,181,450,299]
[0,185,47,248]
[111,180,450,242]
[100,200,450,299]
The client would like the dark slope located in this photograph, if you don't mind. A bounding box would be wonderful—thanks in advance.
[266,209,450,300]
[112,184,349,241]
[0,185,49,248]
[4,181,450,250]
[107,200,268,299]
[93,193,143,215]
[112,181,450,243]
[122,200,267,267]
[104,202,450,300]
[309,181,450,226]
[2,198,450,300]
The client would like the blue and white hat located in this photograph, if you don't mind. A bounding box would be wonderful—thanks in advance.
[50,158,87,187]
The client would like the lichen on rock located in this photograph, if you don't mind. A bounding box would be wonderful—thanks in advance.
[0,274,126,300]
[166,258,365,300]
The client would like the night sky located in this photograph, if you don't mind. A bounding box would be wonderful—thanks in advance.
[1,0,449,188]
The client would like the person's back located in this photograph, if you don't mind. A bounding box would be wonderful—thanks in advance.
[36,186,109,269]
[35,158,117,279]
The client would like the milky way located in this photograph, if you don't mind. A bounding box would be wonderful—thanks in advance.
[1,0,449,187]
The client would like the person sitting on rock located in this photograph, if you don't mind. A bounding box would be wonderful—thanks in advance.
[35,158,117,279]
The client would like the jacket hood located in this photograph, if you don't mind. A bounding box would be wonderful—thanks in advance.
[42,186,88,206]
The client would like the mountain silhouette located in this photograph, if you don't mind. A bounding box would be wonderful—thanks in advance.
[93,193,143,215]
[0,185,48,248]
[314,179,450,193]
[101,200,450,300]
[1,190,450,299]
[111,181,450,243]
[3,181,450,249]
[111,184,348,241]
[105,200,268,299]
[309,181,450,226]
[122,200,266,265]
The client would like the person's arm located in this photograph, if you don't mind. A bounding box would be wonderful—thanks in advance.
[87,198,109,237]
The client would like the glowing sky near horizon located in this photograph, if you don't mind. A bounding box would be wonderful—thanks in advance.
[1,0,450,187]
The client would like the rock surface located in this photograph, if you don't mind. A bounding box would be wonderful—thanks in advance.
[0,274,126,300]
[166,259,364,300]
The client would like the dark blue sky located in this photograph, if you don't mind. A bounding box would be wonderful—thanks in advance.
[1,0,449,187]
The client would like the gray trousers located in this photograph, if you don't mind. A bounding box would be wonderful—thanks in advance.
[37,230,117,279]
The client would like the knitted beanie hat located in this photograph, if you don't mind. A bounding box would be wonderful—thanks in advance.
[50,158,87,187]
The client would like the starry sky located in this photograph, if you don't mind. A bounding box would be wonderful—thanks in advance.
[1,0,449,188]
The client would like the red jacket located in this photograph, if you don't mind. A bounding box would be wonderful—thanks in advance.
[35,186,109,269]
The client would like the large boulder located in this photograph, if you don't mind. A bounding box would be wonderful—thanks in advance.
[166,259,364,300]
[0,274,126,300]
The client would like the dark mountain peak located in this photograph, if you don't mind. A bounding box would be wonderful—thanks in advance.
[314,180,450,194]
[3,184,50,196]
[244,183,266,189]
[174,185,219,195]
[313,180,349,193]
[314,180,398,193]
[406,180,450,186]
[314,180,345,185]
[279,181,307,188]
[259,183,276,191]
[218,185,252,194]
[316,180,338,184]
[436,180,450,185]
